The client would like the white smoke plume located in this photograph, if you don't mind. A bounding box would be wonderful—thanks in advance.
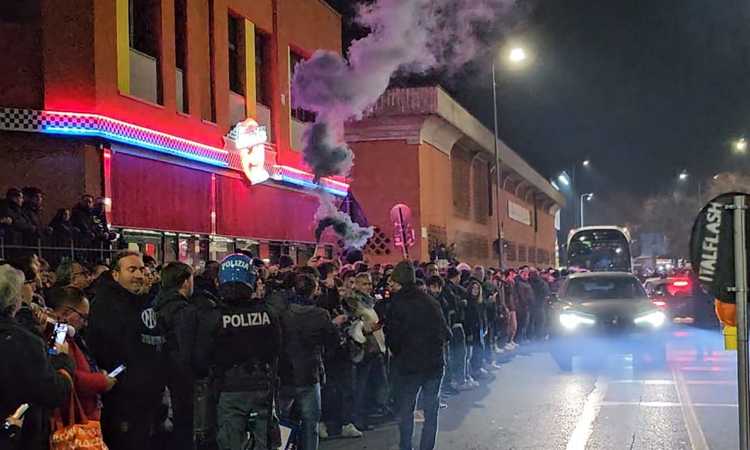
[314,193,374,249]
[293,0,517,178]
[294,0,516,247]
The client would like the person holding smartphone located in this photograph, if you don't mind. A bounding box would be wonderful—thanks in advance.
[50,286,117,421]
[0,264,75,450]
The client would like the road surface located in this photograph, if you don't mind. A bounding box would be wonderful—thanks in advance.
[320,327,738,450]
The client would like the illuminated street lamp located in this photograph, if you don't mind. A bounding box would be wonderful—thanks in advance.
[678,170,689,181]
[582,159,591,168]
[492,44,531,268]
[558,171,571,186]
[736,138,748,154]
[580,193,594,227]
[508,47,528,64]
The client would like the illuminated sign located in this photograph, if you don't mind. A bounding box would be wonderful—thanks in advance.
[0,107,349,197]
[224,118,270,185]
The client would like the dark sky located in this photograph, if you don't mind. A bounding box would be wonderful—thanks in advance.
[327,0,750,224]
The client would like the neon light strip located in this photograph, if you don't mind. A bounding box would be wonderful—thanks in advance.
[0,108,349,196]
[40,111,229,167]
[277,174,348,197]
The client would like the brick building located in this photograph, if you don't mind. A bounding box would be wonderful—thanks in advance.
[347,87,565,268]
[0,0,347,264]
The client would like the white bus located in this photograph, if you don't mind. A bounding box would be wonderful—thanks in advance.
[566,226,632,272]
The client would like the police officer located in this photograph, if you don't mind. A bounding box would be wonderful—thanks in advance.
[194,254,281,450]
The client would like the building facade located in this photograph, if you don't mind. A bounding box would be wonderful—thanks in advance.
[346,87,565,268]
[0,0,346,264]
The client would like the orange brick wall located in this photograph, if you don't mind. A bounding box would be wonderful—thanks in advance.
[351,139,558,268]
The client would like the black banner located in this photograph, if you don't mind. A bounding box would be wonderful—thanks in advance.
[689,193,750,304]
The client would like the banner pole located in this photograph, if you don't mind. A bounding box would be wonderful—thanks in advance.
[734,194,750,450]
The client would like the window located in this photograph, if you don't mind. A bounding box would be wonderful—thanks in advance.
[255,32,271,106]
[228,15,243,95]
[472,159,489,224]
[207,0,216,121]
[129,0,159,57]
[128,0,163,104]
[175,0,188,113]
[451,147,471,218]
[504,240,517,262]
[289,50,316,122]
[518,244,527,262]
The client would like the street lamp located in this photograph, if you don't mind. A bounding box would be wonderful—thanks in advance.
[580,193,594,227]
[508,47,528,64]
[557,171,571,186]
[582,159,591,168]
[678,170,688,181]
[492,44,530,268]
[736,138,748,154]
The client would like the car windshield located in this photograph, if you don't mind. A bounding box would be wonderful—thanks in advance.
[563,276,647,301]
[567,229,631,272]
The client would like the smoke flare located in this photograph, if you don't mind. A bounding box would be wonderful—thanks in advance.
[294,0,516,248]
[315,193,374,249]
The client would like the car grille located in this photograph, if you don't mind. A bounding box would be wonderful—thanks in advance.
[597,315,634,334]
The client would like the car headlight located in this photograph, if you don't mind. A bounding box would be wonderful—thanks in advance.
[634,310,666,328]
[559,312,596,330]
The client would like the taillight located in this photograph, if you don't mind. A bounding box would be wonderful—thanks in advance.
[652,300,667,307]
[673,280,689,287]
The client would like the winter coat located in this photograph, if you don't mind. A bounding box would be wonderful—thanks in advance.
[0,200,33,246]
[278,299,339,387]
[87,275,167,413]
[0,314,74,450]
[70,204,96,247]
[529,275,551,309]
[49,216,75,248]
[21,204,45,246]
[445,280,468,325]
[515,279,535,312]
[385,285,450,375]
[67,336,110,420]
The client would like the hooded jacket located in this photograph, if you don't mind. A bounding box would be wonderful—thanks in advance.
[385,284,450,375]
[87,275,166,411]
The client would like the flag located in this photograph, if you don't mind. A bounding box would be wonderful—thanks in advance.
[340,190,369,227]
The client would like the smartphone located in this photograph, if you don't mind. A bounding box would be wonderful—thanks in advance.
[53,323,68,346]
[109,364,126,378]
[11,404,29,420]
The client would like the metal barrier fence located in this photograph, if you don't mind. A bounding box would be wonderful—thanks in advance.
[0,238,119,266]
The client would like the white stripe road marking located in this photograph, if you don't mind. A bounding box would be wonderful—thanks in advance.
[673,368,710,450]
[680,365,733,372]
[609,379,674,385]
[609,379,737,386]
[566,377,608,450]
[600,401,738,408]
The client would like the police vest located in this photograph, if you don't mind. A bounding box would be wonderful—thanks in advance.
[212,301,277,370]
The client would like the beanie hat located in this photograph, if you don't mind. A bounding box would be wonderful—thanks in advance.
[391,261,416,286]
[219,254,257,286]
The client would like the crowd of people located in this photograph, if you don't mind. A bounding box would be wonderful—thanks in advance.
[0,235,563,450]
[0,188,116,262]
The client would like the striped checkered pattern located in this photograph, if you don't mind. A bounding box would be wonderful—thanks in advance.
[0,107,349,195]
[0,108,229,167]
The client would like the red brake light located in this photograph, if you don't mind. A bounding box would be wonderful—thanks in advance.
[673,280,689,287]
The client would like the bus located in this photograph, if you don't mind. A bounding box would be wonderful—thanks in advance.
[566,226,632,272]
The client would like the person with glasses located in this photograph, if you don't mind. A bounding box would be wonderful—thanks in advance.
[55,259,92,291]
[345,272,386,433]
[50,286,116,421]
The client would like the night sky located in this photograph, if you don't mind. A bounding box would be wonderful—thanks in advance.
[327,0,750,226]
